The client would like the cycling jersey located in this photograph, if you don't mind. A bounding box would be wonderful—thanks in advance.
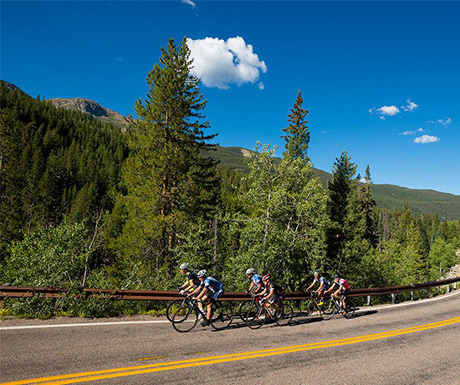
[201,276,223,293]
[337,278,350,290]
[314,276,330,289]
[251,274,265,292]
[186,271,200,287]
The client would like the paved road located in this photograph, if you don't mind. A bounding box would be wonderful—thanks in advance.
[1,291,460,385]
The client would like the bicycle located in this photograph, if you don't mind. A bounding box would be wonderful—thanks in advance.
[171,297,233,332]
[245,297,293,329]
[321,294,356,320]
[299,291,333,320]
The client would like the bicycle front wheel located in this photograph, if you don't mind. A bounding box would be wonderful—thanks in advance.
[238,299,254,322]
[320,299,336,320]
[210,301,234,330]
[171,303,198,333]
[246,303,266,329]
[166,298,187,322]
[299,298,315,317]
[276,302,293,326]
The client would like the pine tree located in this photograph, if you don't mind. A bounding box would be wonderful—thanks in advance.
[281,90,310,162]
[115,38,219,284]
[325,151,358,274]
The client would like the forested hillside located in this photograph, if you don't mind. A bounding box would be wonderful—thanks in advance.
[0,38,458,318]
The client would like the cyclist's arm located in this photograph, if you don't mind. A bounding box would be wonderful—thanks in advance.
[248,281,255,293]
[258,287,268,297]
[305,281,315,291]
[334,284,343,296]
[265,288,275,301]
[189,285,201,297]
[315,282,324,293]
[254,282,263,293]
[183,279,195,292]
[324,283,336,294]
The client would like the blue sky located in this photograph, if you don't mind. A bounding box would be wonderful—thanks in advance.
[1,1,459,195]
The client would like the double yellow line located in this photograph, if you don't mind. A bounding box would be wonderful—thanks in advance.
[3,316,460,385]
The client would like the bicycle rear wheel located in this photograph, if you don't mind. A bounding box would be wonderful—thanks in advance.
[344,299,356,319]
[276,302,294,326]
[210,302,234,330]
[320,299,336,320]
[246,303,266,329]
[171,303,198,333]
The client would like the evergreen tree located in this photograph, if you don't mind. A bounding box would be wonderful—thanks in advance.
[325,151,358,274]
[114,37,219,286]
[281,90,310,162]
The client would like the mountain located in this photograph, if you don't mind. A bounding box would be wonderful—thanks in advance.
[209,146,460,221]
[48,98,129,130]
[4,80,459,220]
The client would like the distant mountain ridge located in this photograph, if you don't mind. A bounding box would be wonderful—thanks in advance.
[3,80,459,220]
[49,98,129,130]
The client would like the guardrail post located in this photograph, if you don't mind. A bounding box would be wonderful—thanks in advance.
[391,293,395,304]
[455,282,457,290]
[436,286,440,295]
[410,291,414,301]
[367,296,371,306]
[446,284,450,293]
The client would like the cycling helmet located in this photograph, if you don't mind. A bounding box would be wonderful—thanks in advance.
[246,268,255,275]
[179,263,190,270]
[197,270,207,278]
[333,273,340,280]
[262,274,270,282]
[314,271,321,277]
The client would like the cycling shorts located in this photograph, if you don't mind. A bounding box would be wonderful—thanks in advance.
[210,289,223,302]
[340,288,350,298]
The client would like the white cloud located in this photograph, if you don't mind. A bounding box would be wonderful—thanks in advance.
[186,36,267,89]
[414,135,440,144]
[182,0,197,8]
[438,117,452,126]
[258,82,265,90]
[400,128,424,135]
[401,99,418,112]
[369,105,400,120]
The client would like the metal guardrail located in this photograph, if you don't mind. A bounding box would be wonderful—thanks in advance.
[1,276,459,302]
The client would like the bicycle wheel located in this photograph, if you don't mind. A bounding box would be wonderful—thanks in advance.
[246,303,266,329]
[320,299,336,320]
[276,302,293,326]
[171,303,198,333]
[210,302,233,330]
[299,297,315,317]
[344,299,356,319]
[238,299,254,322]
[166,298,187,322]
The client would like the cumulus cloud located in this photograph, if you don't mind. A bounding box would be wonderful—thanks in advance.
[400,128,424,136]
[258,82,265,90]
[401,99,418,112]
[369,105,400,120]
[186,36,267,89]
[182,0,197,8]
[414,135,440,144]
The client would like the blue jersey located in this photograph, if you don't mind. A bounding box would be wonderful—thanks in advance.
[252,274,263,285]
[201,277,223,293]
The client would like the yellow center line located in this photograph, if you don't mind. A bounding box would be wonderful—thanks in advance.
[3,316,459,385]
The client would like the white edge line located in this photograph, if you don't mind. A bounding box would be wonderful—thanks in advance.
[1,289,459,331]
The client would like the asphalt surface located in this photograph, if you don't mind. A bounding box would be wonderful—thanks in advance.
[1,291,460,385]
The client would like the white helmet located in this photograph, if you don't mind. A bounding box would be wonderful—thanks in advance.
[197,270,207,278]
[246,268,255,275]
[179,263,190,270]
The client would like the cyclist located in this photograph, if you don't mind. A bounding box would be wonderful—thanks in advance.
[189,270,224,326]
[178,263,201,295]
[245,268,265,295]
[325,273,351,315]
[259,274,284,315]
[305,271,330,305]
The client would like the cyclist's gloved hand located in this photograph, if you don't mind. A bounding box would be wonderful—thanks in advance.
[179,290,185,296]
